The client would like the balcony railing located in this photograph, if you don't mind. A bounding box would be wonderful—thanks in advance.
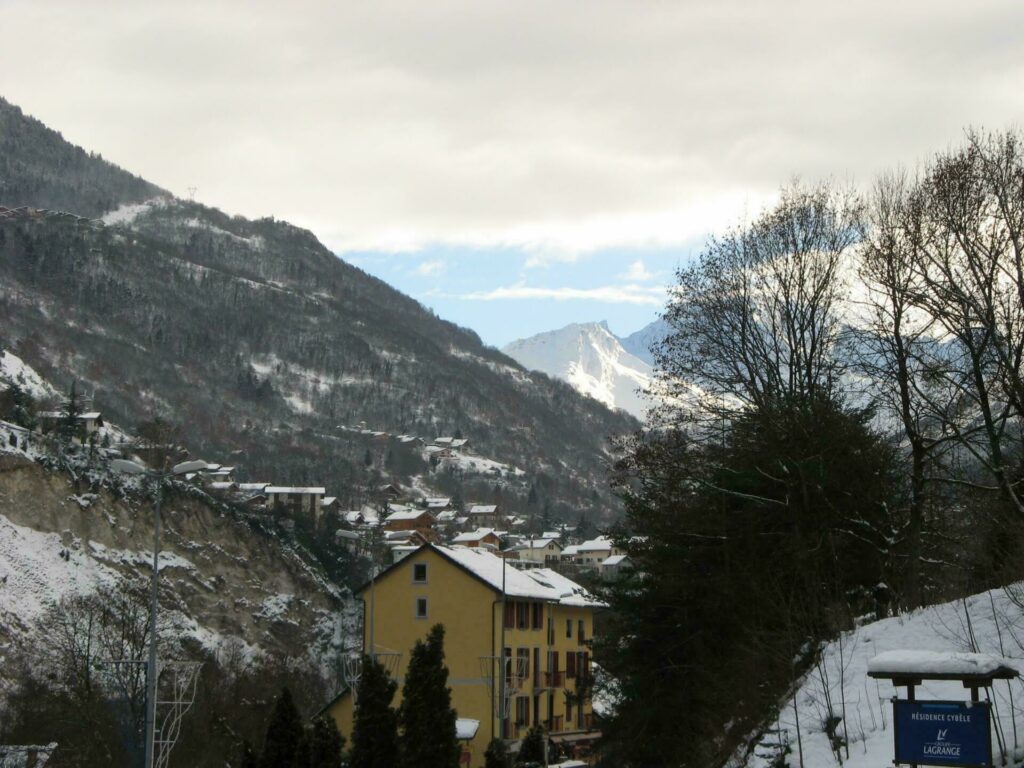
[547,715,564,732]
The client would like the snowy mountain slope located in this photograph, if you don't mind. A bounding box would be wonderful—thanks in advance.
[0,349,59,401]
[618,318,670,367]
[736,587,1024,768]
[502,322,654,419]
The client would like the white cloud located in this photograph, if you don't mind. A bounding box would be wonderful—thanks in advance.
[414,259,446,277]
[620,259,655,282]
[460,283,667,305]
[2,1,1023,255]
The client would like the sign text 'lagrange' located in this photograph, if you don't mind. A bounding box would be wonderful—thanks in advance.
[894,700,992,767]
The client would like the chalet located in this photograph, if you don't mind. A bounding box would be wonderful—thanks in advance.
[451,528,502,550]
[507,538,564,567]
[565,537,624,569]
[467,504,503,527]
[422,497,453,512]
[377,483,403,500]
[37,410,104,440]
[383,506,437,540]
[599,554,632,580]
[265,486,326,525]
[320,544,604,767]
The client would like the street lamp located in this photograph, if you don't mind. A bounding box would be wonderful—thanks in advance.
[110,458,206,768]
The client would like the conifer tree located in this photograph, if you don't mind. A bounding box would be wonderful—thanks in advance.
[516,725,546,765]
[349,656,399,768]
[309,715,346,768]
[57,380,82,443]
[397,623,459,768]
[259,687,304,768]
[484,738,511,768]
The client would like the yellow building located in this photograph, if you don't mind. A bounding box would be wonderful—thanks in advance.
[321,543,604,767]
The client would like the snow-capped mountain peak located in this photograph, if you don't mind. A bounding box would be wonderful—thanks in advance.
[502,322,653,419]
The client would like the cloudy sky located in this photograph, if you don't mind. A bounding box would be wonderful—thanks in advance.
[3,1,1024,346]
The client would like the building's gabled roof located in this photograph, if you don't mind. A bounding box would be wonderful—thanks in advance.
[561,545,581,556]
[577,536,614,552]
[509,538,563,552]
[323,496,337,506]
[386,507,434,522]
[468,504,497,515]
[423,497,451,508]
[436,510,458,522]
[356,543,605,607]
[237,482,269,491]
[265,486,326,495]
[451,528,498,543]
[602,554,630,566]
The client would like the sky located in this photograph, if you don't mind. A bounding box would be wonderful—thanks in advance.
[2,1,1024,346]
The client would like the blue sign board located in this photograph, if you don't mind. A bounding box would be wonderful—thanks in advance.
[894,700,992,767]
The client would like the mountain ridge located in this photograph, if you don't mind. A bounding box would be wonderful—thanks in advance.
[503,321,655,419]
[0,96,635,522]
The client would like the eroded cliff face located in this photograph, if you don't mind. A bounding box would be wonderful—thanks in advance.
[0,453,355,671]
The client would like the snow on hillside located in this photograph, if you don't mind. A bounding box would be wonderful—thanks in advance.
[503,322,653,419]
[738,587,1024,768]
[0,349,59,401]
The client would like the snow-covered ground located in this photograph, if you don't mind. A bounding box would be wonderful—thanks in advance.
[0,349,59,401]
[739,587,1024,768]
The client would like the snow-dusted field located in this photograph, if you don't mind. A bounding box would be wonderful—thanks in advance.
[740,587,1024,768]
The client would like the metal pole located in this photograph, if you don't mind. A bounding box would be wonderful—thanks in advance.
[143,479,162,768]
[500,551,506,740]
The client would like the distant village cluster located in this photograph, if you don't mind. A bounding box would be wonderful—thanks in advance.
[1,400,629,582]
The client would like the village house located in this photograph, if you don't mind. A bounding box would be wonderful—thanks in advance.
[565,537,624,570]
[599,554,632,580]
[265,486,326,525]
[320,544,604,767]
[466,503,503,527]
[37,410,104,441]
[451,528,502,550]
[383,505,437,539]
[506,537,563,568]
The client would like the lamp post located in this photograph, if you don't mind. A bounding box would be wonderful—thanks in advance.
[111,458,206,768]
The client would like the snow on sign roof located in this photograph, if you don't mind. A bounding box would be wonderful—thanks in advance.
[867,650,1020,680]
[265,486,326,495]
[456,718,480,740]
[436,545,605,607]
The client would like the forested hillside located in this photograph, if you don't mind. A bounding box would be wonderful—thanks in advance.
[0,97,635,521]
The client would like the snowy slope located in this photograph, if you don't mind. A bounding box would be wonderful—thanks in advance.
[619,318,670,367]
[736,587,1024,768]
[503,322,653,419]
[0,349,59,401]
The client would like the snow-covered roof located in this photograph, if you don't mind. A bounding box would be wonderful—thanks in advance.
[335,529,360,541]
[207,481,236,491]
[561,545,580,556]
[436,510,457,522]
[510,538,562,551]
[323,496,337,506]
[424,497,451,508]
[37,410,102,420]
[386,508,433,522]
[265,486,326,495]
[452,528,498,543]
[868,650,1019,680]
[468,504,497,515]
[602,554,629,566]
[577,536,614,552]
[237,482,269,491]
[435,545,605,606]
[456,718,479,740]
